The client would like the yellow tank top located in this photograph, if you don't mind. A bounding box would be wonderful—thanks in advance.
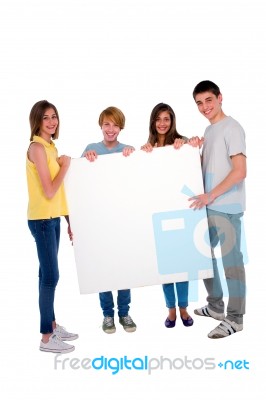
[26,135,68,219]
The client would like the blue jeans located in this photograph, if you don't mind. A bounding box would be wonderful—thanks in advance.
[205,209,246,324]
[28,218,60,334]
[162,282,189,309]
[99,290,131,317]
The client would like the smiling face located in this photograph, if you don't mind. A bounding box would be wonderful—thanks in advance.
[155,111,171,136]
[39,108,59,141]
[194,91,223,124]
[101,118,121,147]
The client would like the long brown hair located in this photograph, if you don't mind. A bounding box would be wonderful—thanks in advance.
[29,100,60,141]
[148,103,182,146]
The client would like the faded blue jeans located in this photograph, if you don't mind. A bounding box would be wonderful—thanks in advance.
[28,218,60,333]
[162,282,189,309]
[99,290,131,317]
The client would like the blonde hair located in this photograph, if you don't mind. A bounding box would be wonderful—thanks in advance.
[98,106,125,130]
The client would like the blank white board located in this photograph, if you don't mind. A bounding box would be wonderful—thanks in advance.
[64,145,213,294]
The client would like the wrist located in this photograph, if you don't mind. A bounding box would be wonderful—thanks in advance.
[207,192,215,204]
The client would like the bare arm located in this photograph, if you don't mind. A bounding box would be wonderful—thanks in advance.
[189,154,246,209]
[28,142,71,199]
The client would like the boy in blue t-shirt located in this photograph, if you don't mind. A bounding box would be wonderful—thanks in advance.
[81,106,136,334]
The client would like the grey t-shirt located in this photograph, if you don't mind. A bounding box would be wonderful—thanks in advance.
[202,116,246,214]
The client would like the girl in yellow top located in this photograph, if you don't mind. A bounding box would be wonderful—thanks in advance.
[27,100,78,353]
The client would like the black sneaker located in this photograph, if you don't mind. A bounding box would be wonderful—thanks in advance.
[119,315,137,333]
[102,316,116,334]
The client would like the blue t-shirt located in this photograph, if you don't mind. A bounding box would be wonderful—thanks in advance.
[81,141,131,156]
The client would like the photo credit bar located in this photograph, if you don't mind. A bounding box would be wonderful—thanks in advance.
[53,355,249,374]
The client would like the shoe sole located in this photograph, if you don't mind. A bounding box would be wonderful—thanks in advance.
[103,328,116,334]
[122,327,137,333]
[59,335,79,341]
[39,346,75,353]
[208,330,243,339]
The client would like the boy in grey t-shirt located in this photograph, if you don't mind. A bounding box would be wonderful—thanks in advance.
[189,80,246,339]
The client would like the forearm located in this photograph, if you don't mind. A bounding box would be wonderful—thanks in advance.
[45,166,69,199]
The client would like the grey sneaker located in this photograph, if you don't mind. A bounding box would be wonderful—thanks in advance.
[54,324,79,341]
[208,318,243,339]
[119,315,137,333]
[194,305,225,321]
[40,334,75,353]
[102,317,116,334]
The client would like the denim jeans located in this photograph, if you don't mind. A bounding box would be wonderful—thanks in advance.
[99,290,131,317]
[28,218,60,333]
[162,282,189,309]
[204,209,246,324]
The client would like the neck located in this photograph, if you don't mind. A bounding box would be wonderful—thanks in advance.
[39,133,52,143]
[157,136,165,147]
[210,110,227,125]
[103,140,119,149]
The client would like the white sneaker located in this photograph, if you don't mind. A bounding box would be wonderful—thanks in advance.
[54,324,79,341]
[208,318,243,339]
[40,334,75,353]
[194,305,225,321]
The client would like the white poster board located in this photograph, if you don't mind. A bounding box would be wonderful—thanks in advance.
[65,145,213,294]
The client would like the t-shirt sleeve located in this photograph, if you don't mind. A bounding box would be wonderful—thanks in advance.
[81,144,93,157]
[226,123,246,157]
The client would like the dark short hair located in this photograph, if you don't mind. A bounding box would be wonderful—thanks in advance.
[193,80,221,100]
[29,100,59,141]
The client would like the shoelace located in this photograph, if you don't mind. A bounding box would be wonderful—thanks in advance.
[51,334,65,347]
[122,316,133,324]
[104,317,114,327]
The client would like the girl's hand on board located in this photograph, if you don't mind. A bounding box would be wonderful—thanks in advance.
[140,143,153,152]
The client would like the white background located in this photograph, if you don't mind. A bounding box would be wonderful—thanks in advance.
[0,0,265,398]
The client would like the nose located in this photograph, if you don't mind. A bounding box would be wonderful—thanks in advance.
[46,117,55,123]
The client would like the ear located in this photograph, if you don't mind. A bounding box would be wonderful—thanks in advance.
[218,93,223,104]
